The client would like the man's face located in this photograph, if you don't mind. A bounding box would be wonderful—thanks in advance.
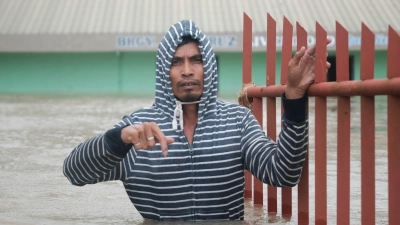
[169,42,204,102]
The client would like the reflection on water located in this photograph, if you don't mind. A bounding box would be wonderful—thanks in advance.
[0,94,388,225]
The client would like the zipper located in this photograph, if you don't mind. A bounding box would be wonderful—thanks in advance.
[181,129,196,219]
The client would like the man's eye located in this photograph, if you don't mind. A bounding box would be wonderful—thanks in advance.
[171,59,180,65]
[193,57,203,63]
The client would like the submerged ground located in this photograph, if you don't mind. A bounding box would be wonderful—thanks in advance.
[0,94,389,225]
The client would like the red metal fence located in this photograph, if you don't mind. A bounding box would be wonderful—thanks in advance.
[241,13,400,225]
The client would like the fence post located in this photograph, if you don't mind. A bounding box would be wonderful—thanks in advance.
[336,21,351,225]
[296,22,309,225]
[266,13,278,214]
[280,16,293,217]
[242,12,253,200]
[387,26,400,225]
[314,22,328,225]
[360,22,376,225]
[253,97,263,205]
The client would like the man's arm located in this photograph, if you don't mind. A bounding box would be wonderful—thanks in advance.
[63,118,174,186]
[241,94,308,187]
[63,124,133,186]
[242,39,331,187]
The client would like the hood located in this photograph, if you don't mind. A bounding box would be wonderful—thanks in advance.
[152,20,219,130]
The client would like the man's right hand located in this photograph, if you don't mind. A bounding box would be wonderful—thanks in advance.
[121,122,174,157]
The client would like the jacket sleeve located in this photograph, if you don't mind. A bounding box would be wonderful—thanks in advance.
[241,94,308,187]
[63,118,137,186]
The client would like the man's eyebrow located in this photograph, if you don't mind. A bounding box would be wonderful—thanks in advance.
[189,54,202,59]
[172,56,182,60]
[172,54,202,60]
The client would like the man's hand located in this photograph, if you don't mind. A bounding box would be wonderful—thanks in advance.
[121,122,174,157]
[285,38,332,99]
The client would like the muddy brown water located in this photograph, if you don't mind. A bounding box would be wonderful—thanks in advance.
[0,94,389,225]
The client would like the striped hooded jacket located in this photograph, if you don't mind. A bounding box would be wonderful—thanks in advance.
[63,20,308,221]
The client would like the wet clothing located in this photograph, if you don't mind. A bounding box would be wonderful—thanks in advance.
[63,20,308,221]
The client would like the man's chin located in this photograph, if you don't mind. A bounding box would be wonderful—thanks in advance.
[176,93,201,102]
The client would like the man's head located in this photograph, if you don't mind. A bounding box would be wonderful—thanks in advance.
[154,20,218,115]
[169,36,204,102]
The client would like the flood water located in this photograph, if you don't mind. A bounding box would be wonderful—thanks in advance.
[0,94,389,225]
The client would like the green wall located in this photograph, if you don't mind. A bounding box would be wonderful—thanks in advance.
[0,52,156,97]
[0,50,388,98]
[0,53,118,93]
[351,50,387,80]
[215,52,283,98]
[119,52,156,96]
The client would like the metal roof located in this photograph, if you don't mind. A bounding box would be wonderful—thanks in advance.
[0,0,399,52]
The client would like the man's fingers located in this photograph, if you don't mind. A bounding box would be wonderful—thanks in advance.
[305,37,331,57]
[326,61,331,69]
[127,125,142,149]
[166,137,174,144]
[150,123,174,157]
[138,125,148,149]
[326,37,332,45]
[143,122,156,148]
[305,45,316,57]
[291,46,306,65]
[161,137,175,157]
[123,123,174,157]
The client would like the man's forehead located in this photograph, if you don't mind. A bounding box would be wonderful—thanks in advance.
[173,42,201,57]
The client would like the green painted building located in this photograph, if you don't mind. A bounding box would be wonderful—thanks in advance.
[0,0,398,98]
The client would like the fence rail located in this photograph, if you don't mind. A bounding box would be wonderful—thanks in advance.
[241,13,400,225]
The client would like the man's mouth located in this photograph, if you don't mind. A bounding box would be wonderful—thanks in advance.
[179,80,199,87]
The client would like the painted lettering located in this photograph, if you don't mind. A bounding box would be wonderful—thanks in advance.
[375,34,388,45]
[117,36,157,48]
[348,34,361,46]
[208,36,237,47]
[276,36,283,47]
[252,36,266,47]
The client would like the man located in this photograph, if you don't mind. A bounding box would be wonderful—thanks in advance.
[63,20,330,221]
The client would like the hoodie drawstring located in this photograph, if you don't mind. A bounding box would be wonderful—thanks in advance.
[172,100,201,130]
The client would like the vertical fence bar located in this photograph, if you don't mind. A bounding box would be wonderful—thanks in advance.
[253,97,264,205]
[281,16,293,217]
[242,13,253,200]
[266,13,278,214]
[335,22,350,225]
[296,22,310,224]
[296,22,309,225]
[242,13,252,84]
[387,26,400,225]
[314,22,328,225]
[267,14,276,87]
[360,22,376,225]
[280,17,292,85]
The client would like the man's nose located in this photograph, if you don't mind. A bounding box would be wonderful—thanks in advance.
[182,60,193,76]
